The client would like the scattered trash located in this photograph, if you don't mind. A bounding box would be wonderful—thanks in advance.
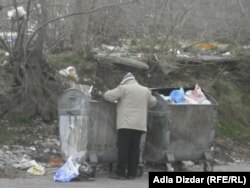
[58,66,79,83]
[0,52,9,67]
[101,44,116,51]
[13,155,38,170]
[222,51,231,56]
[27,164,45,176]
[54,156,80,182]
[195,43,217,50]
[160,95,171,102]
[48,158,64,167]
[184,42,230,56]
[58,66,80,88]
[7,6,27,20]
[28,146,36,151]
[77,162,95,180]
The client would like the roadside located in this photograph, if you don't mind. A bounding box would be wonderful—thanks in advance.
[1,161,250,188]
[0,118,250,180]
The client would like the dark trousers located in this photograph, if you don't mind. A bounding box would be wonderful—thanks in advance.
[116,129,142,177]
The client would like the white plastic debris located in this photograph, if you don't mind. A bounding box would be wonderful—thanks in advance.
[58,66,79,83]
[222,51,231,56]
[7,6,27,20]
[101,44,115,51]
[88,85,93,94]
[28,146,36,151]
[13,158,38,170]
[27,164,45,176]
[54,156,80,182]
[0,32,17,44]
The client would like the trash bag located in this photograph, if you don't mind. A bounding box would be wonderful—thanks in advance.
[191,84,207,103]
[184,84,211,104]
[170,87,185,104]
[58,66,79,83]
[54,156,80,182]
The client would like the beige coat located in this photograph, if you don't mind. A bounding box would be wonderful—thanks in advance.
[104,80,157,132]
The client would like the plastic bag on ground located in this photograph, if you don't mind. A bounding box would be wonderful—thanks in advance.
[27,164,45,176]
[54,156,80,182]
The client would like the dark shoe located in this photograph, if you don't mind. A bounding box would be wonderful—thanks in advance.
[109,173,126,180]
[127,176,136,180]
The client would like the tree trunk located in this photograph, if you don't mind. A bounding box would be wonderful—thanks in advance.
[71,0,84,53]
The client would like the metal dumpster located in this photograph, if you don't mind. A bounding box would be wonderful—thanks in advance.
[58,87,117,161]
[87,100,117,163]
[87,99,145,176]
[58,87,145,176]
[143,87,218,171]
[58,88,90,160]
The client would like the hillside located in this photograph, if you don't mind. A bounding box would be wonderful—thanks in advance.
[0,40,249,143]
[0,42,249,178]
[48,42,250,143]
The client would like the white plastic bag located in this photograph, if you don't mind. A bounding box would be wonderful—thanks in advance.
[190,84,207,103]
[54,156,80,182]
[27,164,45,176]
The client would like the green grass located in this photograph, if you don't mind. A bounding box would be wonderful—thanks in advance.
[216,121,250,140]
[48,52,85,68]
[213,76,250,141]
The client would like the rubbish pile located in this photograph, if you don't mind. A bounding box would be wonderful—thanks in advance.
[13,155,45,176]
[160,84,211,104]
[166,41,237,65]
[183,42,231,56]
[0,146,48,177]
[0,119,61,178]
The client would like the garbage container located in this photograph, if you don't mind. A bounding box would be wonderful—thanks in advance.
[58,86,146,176]
[87,100,117,163]
[143,87,218,171]
[58,88,90,160]
[58,87,117,161]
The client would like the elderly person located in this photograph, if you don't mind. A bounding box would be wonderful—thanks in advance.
[103,72,157,180]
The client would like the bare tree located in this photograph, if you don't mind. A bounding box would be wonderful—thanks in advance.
[0,0,63,120]
[0,0,137,120]
[71,0,84,53]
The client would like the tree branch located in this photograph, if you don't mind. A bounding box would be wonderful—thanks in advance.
[25,0,136,51]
